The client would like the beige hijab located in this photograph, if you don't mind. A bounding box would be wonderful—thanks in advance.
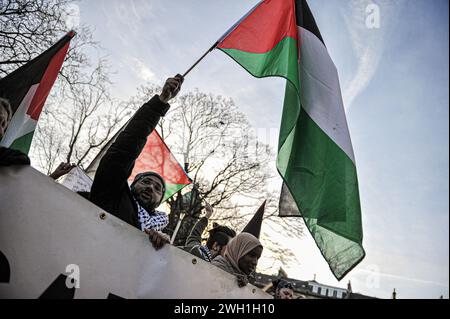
[224,232,262,274]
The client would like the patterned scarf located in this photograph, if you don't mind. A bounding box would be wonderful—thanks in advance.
[199,245,212,262]
[134,197,169,232]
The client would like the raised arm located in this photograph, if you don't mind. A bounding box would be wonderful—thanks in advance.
[90,75,184,214]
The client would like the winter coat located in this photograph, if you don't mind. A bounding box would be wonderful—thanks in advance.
[90,95,169,229]
[0,147,30,166]
[184,217,209,260]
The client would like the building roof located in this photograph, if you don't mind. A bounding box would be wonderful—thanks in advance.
[253,272,378,299]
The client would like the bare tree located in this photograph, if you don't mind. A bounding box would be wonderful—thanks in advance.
[31,60,132,174]
[0,0,98,83]
[1,0,303,275]
[0,0,131,173]
[0,0,111,131]
[123,84,304,266]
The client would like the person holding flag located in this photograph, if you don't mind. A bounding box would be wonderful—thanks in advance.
[90,74,184,250]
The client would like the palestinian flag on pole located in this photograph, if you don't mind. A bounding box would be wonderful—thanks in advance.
[129,130,192,202]
[216,0,365,280]
[86,128,191,203]
[0,31,75,153]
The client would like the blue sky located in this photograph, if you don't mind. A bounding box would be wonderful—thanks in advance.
[74,0,449,299]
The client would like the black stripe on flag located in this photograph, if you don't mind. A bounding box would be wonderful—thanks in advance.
[295,0,325,45]
[0,31,75,114]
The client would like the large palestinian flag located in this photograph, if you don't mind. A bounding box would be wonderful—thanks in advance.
[86,128,191,203]
[0,31,74,153]
[216,0,365,280]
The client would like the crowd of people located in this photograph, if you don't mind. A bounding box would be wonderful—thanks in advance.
[0,75,294,298]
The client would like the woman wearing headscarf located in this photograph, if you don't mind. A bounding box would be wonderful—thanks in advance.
[211,232,263,287]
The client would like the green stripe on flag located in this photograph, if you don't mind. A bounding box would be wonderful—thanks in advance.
[304,217,365,280]
[219,37,299,91]
[277,81,364,279]
[9,131,34,154]
[217,18,365,279]
[278,84,363,241]
[162,183,189,203]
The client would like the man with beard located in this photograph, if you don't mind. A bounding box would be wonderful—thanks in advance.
[90,75,184,250]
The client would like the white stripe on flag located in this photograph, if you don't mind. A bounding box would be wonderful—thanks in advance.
[298,27,355,163]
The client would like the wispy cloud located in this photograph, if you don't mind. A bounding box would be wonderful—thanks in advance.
[342,0,405,111]
[130,57,157,82]
[354,268,450,288]
[100,0,158,47]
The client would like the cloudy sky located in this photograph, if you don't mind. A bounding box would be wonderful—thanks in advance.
[71,0,448,299]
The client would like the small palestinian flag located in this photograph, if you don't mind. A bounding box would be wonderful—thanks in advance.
[86,128,191,203]
[0,31,75,153]
[129,130,192,202]
[216,0,364,280]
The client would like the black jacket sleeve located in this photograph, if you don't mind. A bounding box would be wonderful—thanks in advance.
[90,95,169,216]
[0,147,31,166]
[185,217,209,248]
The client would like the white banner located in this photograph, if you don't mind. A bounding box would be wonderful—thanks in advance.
[58,166,93,192]
[0,166,270,299]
